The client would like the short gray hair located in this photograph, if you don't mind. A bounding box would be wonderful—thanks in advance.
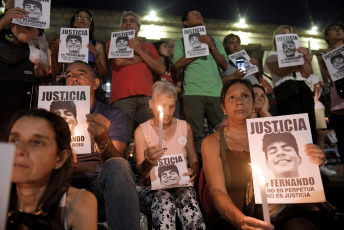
[152,81,177,101]
[120,11,141,27]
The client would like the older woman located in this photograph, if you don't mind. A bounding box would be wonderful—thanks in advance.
[264,25,317,143]
[7,109,97,230]
[201,79,326,229]
[135,81,206,230]
[50,10,108,79]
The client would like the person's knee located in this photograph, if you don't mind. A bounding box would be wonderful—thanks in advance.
[101,157,133,178]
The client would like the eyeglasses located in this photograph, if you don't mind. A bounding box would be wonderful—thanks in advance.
[75,15,93,22]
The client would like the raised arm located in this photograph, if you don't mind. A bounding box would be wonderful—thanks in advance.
[198,35,228,71]
[86,113,126,163]
[266,47,311,78]
[202,134,274,229]
[135,126,164,179]
[88,42,108,80]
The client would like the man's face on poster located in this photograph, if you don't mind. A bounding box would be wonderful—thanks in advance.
[189,34,201,49]
[332,56,344,70]
[24,3,42,20]
[53,109,78,135]
[67,38,82,53]
[282,42,296,57]
[116,38,128,51]
[266,141,300,178]
[160,169,181,186]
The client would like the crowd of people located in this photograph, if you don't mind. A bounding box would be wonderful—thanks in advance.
[1,1,343,229]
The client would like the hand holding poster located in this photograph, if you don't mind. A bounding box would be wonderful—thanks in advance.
[322,44,344,82]
[38,86,91,154]
[150,153,193,190]
[275,33,304,68]
[12,0,50,29]
[182,26,209,58]
[228,50,259,77]
[0,143,15,230]
[108,30,135,58]
[58,28,89,63]
[247,114,325,204]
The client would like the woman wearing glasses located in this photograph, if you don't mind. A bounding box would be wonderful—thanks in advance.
[50,10,108,80]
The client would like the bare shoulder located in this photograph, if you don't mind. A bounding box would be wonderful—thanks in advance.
[202,131,220,157]
[66,187,97,230]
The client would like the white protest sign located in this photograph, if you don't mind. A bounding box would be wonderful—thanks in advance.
[13,0,50,29]
[322,44,344,82]
[247,114,326,204]
[275,33,304,68]
[38,86,91,154]
[58,28,89,63]
[183,26,209,58]
[108,30,135,58]
[228,50,259,77]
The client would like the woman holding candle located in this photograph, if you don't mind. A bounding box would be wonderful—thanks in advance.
[134,81,206,229]
[201,79,326,229]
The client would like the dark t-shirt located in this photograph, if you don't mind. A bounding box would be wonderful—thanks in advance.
[72,99,127,189]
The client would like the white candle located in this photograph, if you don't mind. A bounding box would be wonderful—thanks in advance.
[258,175,270,223]
[250,164,270,223]
[308,40,312,55]
[158,106,163,146]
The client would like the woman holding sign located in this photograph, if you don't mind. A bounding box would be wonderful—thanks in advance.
[6,109,97,229]
[50,9,108,79]
[135,81,206,229]
[201,79,327,229]
[263,25,317,144]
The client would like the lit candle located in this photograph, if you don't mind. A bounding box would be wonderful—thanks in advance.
[250,164,270,223]
[158,106,163,146]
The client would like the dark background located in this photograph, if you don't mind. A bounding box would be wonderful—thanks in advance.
[52,0,344,30]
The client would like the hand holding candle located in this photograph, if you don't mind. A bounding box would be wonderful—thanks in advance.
[250,163,271,224]
[158,106,163,146]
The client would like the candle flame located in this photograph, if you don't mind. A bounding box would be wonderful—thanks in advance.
[249,163,263,177]
[158,106,162,113]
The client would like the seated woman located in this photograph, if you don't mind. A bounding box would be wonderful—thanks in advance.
[252,84,272,118]
[135,81,206,230]
[7,109,97,230]
[201,79,327,230]
[50,9,108,80]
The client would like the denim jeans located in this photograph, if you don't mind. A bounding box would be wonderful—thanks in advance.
[90,157,140,230]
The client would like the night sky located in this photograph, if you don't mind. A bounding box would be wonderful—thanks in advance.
[52,0,344,30]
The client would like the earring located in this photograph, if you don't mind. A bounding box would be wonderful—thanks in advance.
[224,113,226,116]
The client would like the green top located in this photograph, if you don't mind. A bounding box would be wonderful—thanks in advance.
[173,36,228,97]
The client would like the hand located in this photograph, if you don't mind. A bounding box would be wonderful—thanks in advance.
[198,35,215,48]
[128,38,143,53]
[240,216,274,230]
[87,43,99,60]
[86,113,110,146]
[304,144,326,166]
[250,58,259,66]
[0,7,28,26]
[233,69,247,78]
[296,47,308,58]
[184,168,199,184]
[49,38,60,55]
[144,145,164,166]
[260,94,270,114]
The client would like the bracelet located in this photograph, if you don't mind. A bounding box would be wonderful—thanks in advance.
[95,138,110,154]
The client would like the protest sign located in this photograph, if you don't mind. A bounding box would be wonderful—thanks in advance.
[275,33,304,68]
[322,44,344,82]
[247,114,326,204]
[13,0,50,29]
[150,153,193,190]
[38,86,91,154]
[108,30,135,58]
[228,50,259,77]
[58,28,89,63]
[182,26,209,58]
